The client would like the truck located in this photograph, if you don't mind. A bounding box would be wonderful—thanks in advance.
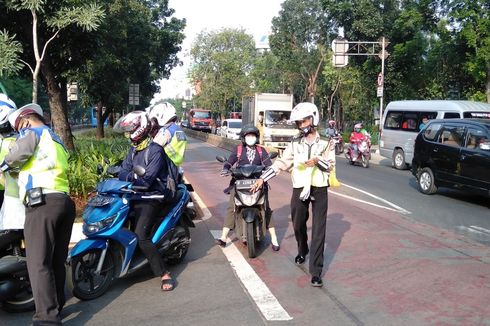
[185,108,214,133]
[242,93,297,149]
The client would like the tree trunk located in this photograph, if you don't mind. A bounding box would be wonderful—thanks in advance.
[41,60,75,150]
[96,103,104,139]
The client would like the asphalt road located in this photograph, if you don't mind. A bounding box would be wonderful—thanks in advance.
[2,136,490,325]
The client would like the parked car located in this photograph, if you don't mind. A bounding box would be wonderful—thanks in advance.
[219,119,242,140]
[411,119,490,197]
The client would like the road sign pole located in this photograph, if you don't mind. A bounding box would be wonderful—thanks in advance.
[379,37,386,130]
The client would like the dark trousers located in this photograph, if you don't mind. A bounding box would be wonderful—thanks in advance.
[24,193,75,325]
[290,186,328,278]
[132,200,167,277]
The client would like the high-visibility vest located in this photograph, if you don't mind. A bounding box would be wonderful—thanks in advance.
[17,127,70,200]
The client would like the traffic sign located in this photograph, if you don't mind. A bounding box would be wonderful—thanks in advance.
[129,83,139,105]
[377,86,383,98]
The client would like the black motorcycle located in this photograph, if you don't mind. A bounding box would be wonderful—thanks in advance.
[0,229,35,312]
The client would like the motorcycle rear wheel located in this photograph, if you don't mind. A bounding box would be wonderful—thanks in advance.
[2,284,35,313]
[67,249,115,301]
[246,222,257,258]
[166,225,191,265]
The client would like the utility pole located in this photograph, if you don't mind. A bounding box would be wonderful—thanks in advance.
[332,37,390,129]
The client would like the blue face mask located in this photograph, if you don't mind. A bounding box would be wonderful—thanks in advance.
[355,128,361,132]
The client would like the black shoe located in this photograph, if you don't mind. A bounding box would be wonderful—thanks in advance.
[271,244,280,252]
[295,255,306,265]
[215,239,226,247]
[311,276,323,287]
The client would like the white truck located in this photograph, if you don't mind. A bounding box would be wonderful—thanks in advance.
[242,93,298,149]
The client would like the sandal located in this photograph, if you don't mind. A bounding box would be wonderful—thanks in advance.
[160,274,175,291]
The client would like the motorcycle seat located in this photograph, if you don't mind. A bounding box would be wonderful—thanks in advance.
[0,255,27,276]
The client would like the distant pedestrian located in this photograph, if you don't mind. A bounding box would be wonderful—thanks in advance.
[251,102,336,287]
[0,103,75,325]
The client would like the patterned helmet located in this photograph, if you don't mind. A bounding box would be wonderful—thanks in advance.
[114,111,151,144]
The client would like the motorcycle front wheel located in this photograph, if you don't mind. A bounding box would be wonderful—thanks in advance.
[361,155,370,168]
[2,283,35,313]
[246,221,257,259]
[67,249,115,301]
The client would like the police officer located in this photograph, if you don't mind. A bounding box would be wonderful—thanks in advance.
[0,104,75,325]
[251,102,335,287]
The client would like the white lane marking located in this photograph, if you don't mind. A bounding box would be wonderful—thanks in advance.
[457,225,490,236]
[467,226,490,234]
[210,230,292,321]
[332,183,411,215]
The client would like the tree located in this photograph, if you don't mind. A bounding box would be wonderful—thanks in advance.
[76,0,185,139]
[269,0,332,103]
[189,28,256,118]
[0,30,23,79]
[6,0,104,103]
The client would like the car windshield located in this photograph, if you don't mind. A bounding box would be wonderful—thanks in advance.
[193,111,211,119]
[463,112,490,119]
[265,110,295,128]
[228,121,242,128]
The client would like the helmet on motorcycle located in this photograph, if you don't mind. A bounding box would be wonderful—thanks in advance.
[147,102,177,127]
[0,94,16,134]
[114,111,151,144]
[240,124,260,145]
[290,102,319,127]
[328,120,336,127]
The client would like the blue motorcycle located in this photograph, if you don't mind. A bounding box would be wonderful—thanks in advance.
[66,166,195,300]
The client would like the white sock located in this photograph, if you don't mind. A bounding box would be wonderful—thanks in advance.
[269,227,279,246]
[220,227,230,241]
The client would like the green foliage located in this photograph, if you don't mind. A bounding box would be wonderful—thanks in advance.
[190,28,256,116]
[0,30,23,77]
[68,131,129,197]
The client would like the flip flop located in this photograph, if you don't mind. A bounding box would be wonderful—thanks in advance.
[161,277,175,291]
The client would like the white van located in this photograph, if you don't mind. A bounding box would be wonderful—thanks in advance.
[380,100,490,169]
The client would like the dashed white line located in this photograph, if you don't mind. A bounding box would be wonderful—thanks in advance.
[210,230,292,321]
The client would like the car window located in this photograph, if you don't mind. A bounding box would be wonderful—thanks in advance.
[443,112,460,119]
[423,122,442,141]
[401,112,418,131]
[384,111,402,129]
[437,125,465,147]
[465,127,490,150]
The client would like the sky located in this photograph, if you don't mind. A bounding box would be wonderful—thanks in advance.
[154,0,285,101]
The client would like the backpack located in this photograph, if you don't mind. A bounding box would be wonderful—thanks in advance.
[236,144,264,164]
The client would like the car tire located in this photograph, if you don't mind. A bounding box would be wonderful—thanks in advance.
[418,167,437,195]
[393,149,408,170]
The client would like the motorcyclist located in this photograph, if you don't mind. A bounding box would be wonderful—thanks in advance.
[0,94,25,232]
[116,110,178,291]
[349,123,368,160]
[216,124,280,251]
[147,102,187,168]
[325,120,339,138]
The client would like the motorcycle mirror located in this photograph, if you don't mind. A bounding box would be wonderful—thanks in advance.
[133,165,146,177]
[216,155,226,163]
[269,152,278,159]
[96,164,103,175]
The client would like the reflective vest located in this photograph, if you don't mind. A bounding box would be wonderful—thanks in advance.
[157,123,187,167]
[18,127,70,200]
[0,136,16,191]
[287,137,334,188]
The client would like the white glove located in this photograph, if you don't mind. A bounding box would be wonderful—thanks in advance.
[299,187,310,201]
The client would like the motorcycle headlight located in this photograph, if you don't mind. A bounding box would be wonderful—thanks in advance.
[236,190,262,206]
[84,214,117,235]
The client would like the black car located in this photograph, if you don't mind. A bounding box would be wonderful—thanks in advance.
[411,119,490,196]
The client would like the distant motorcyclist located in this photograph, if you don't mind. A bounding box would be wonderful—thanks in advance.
[147,102,187,168]
[325,120,339,138]
[216,124,280,251]
[116,110,178,291]
[349,123,368,160]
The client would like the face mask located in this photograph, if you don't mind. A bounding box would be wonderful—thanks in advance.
[355,128,361,132]
[300,125,313,136]
[245,135,257,146]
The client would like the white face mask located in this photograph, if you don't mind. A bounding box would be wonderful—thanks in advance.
[245,135,257,146]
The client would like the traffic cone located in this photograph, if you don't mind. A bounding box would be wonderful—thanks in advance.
[329,167,341,187]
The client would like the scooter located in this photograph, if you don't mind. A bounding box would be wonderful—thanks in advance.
[66,165,195,301]
[216,152,277,258]
[345,139,370,168]
[0,229,35,312]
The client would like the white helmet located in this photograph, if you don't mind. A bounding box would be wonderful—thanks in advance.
[290,102,319,127]
[148,102,177,126]
[0,94,17,127]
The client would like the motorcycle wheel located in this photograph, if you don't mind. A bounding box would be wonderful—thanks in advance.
[361,155,370,168]
[2,283,35,313]
[166,225,191,265]
[67,249,115,301]
[246,222,257,259]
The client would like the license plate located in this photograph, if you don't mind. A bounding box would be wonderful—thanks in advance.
[235,179,257,190]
